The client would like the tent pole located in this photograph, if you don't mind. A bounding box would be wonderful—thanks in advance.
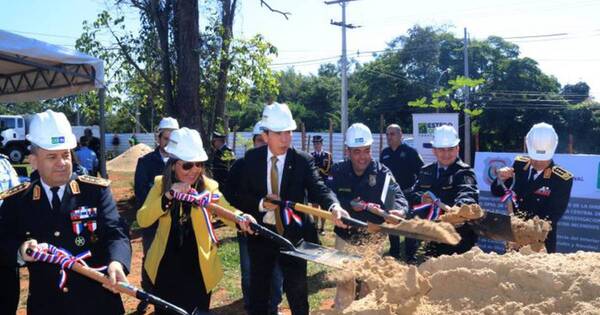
[98,88,107,179]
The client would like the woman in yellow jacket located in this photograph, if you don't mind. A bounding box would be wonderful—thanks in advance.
[137,127,255,314]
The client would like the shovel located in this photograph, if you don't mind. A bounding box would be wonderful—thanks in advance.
[349,200,461,244]
[274,199,459,244]
[26,247,192,315]
[435,200,516,242]
[242,217,361,269]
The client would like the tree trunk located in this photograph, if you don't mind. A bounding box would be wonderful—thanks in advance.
[150,0,175,117]
[173,0,202,132]
[209,0,236,137]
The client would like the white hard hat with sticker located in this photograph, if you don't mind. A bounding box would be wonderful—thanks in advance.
[345,123,373,148]
[26,110,77,150]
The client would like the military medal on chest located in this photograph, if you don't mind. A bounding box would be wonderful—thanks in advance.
[69,206,98,246]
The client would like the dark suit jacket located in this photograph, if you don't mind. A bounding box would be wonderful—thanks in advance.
[0,174,131,315]
[224,145,339,244]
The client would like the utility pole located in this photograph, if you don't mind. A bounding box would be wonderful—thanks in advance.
[325,0,359,135]
[463,27,471,164]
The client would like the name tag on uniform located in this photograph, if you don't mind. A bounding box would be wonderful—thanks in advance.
[338,188,351,192]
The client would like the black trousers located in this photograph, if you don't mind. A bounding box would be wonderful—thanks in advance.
[248,235,308,315]
[0,266,19,315]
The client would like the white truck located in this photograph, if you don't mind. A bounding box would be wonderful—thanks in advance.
[0,115,29,163]
[0,114,98,164]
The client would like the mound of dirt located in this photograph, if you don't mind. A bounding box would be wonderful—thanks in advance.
[107,143,153,172]
[323,247,600,314]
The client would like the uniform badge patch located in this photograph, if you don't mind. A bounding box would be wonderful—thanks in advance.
[33,185,41,201]
[369,174,377,187]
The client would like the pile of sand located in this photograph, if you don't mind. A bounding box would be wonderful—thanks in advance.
[438,204,485,225]
[106,143,153,172]
[324,247,600,314]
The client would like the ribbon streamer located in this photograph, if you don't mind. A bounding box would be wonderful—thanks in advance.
[29,244,107,290]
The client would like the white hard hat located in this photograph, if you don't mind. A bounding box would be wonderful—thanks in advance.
[252,120,264,135]
[261,102,297,132]
[158,117,179,131]
[431,125,460,148]
[345,123,373,148]
[26,110,77,150]
[526,122,558,161]
[165,127,208,162]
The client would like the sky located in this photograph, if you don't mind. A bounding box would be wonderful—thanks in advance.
[2,0,599,97]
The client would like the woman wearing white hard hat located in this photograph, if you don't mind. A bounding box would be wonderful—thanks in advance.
[137,127,255,314]
[492,122,573,253]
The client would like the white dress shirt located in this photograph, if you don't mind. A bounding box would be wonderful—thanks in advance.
[40,179,66,209]
[260,149,287,224]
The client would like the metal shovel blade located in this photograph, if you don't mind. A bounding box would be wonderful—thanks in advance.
[281,240,361,269]
[467,211,515,242]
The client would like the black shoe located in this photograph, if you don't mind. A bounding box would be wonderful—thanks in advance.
[136,300,149,313]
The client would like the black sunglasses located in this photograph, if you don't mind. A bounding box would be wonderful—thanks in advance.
[181,161,202,170]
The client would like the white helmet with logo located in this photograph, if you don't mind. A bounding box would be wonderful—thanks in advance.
[26,110,77,150]
[526,122,558,161]
[431,125,460,148]
[157,117,179,131]
[345,123,373,148]
[261,102,297,132]
[165,127,208,162]
[252,120,264,135]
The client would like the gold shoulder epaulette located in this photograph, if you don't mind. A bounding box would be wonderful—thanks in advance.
[0,182,31,200]
[78,175,111,187]
[515,155,530,163]
[552,166,573,181]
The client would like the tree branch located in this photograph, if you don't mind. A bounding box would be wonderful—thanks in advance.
[259,0,291,19]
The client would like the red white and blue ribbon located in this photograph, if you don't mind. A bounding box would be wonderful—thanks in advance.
[500,189,517,204]
[411,191,442,220]
[281,201,302,227]
[170,189,220,245]
[29,244,107,290]
[72,221,84,235]
[70,207,97,220]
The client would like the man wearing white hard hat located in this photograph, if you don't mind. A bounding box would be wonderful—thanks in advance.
[492,122,573,253]
[224,119,284,315]
[327,123,408,309]
[226,102,348,315]
[137,127,255,314]
[0,110,131,314]
[407,124,479,257]
[133,116,179,312]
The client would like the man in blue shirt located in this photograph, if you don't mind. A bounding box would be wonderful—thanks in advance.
[76,137,99,175]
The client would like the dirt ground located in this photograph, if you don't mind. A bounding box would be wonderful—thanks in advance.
[16,171,335,314]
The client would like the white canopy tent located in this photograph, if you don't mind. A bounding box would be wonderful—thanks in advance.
[0,29,108,177]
